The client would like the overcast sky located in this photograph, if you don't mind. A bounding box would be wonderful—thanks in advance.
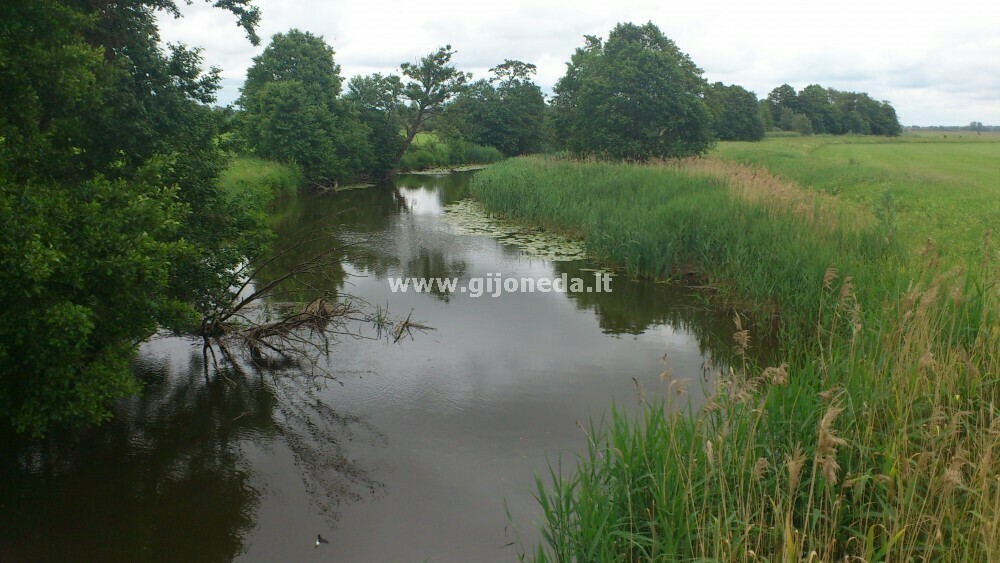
[158,0,1000,126]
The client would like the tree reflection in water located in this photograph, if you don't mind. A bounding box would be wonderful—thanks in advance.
[0,340,386,562]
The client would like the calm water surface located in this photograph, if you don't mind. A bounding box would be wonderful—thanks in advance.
[1,171,765,562]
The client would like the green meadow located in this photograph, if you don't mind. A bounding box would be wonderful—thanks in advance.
[714,133,1000,263]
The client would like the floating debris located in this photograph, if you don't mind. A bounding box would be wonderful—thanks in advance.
[333,182,375,192]
[442,199,589,261]
[406,165,490,175]
[578,267,617,277]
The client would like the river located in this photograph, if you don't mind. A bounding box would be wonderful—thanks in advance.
[0,170,763,562]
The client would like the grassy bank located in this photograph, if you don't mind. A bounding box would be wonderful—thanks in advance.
[470,156,998,560]
[218,156,304,207]
[399,131,503,171]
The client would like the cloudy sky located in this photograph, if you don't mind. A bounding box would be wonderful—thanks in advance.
[158,0,1000,126]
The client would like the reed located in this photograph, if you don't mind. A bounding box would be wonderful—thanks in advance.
[471,156,998,560]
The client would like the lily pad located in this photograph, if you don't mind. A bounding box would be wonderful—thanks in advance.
[442,199,588,262]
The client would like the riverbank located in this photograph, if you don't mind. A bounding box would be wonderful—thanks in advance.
[469,155,998,560]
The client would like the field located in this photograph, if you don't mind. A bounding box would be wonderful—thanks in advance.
[470,139,998,561]
[714,133,1000,263]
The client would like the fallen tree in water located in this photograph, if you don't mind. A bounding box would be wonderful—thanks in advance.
[197,224,430,381]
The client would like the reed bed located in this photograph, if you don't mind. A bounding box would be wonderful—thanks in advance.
[470,156,998,560]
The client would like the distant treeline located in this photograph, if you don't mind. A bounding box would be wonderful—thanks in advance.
[763,83,902,136]
[227,30,542,185]
[230,22,904,179]
[908,122,997,132]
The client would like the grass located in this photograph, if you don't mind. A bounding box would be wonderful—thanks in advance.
[469,153,998,560]
[714,133,1000,263]
[218,156,304,208]
[400,130,504,171]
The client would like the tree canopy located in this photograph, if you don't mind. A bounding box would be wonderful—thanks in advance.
[441,60,545,156]
[237,30,373,183]
[705,82,765,141]
[767,83,901,136]
[0,0,266,435]
[551,22,715,159]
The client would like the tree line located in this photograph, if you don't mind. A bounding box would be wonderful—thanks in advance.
[763,83,902,136]
[231,30,546,185]
[232,22,904,178]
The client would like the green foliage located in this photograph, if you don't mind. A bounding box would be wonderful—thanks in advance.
[218,157,304,209]
[0,0,266,435]
[345,73,406,177]
[391,46,471,167]
[237,29,373,184]
[398,134,501,171]
[705,82,765,141]
[551,22,715,159]
[242,29,340,106]
[473,156,997,561]
[767,83,902,136]
[442,60,546,156]
[470,157,899,332]
[0,177,191,433]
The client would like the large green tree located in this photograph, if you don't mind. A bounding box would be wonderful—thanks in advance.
[0,0,264,435]
[345,73,406,177]
[551,22,714,159]
[237,30,372,183]
[442,59,545,156]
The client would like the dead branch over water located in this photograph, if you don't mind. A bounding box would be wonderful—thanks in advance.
[197,224,431,383]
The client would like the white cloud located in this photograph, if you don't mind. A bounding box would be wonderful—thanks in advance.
[157,0,1000,125]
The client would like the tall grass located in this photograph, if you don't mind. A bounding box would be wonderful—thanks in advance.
[470,156,998,560]
[218,156,304,208]
[399,136,503,171]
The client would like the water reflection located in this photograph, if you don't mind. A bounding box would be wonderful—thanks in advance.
[0,339,385,562]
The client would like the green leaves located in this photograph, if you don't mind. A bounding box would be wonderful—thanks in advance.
[552,22,715,160]
[706,82,766,142]
[767,84,902,136]
[0,176,187,435]
[238,30,374,183]
[0,0,264,435]
[442,60,546,157]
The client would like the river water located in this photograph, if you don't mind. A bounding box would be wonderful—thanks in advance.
[1,171,760,562]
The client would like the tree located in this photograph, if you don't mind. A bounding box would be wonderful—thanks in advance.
[238,30,372,183]
[490,60,545,154]
[242,29,340,108]
[345,73,406,177]
[391,46,471,168]
[767,83,901,137]
[551,22,714,159]
[706,82,765,141]
[767,84,798,122]
[796,84,839,134]
[441,59,545,156]
[759,100,775,131]
[0,0,264,435]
